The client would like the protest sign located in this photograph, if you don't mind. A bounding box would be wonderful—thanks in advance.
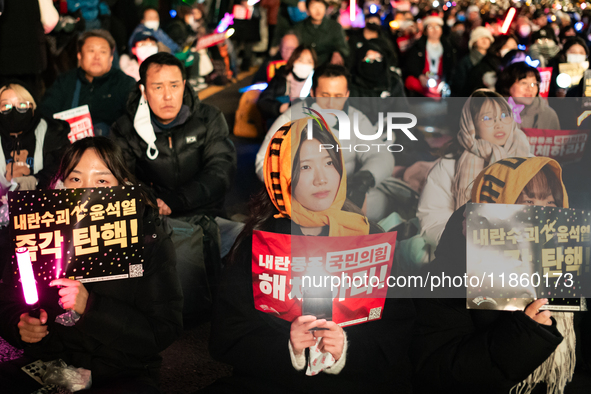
[522,128,589,164]
[537,67,552,98]
[252,230,396,327]
[53,105,94,143]
[466,203,590,312]
[8,186,144,287]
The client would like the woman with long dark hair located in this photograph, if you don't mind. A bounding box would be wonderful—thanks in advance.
[0,137,182,393]
[208,119,415,392]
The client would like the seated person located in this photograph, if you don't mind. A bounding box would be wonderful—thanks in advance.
[413,157,586,394]
[128,6,180,54]
[256,64,396,222]
[347,12,397,68]
[0,81,70,190]
[293,0,350,66]
[495,61,560,130]
[109,53,239,258]
[417,90,531,258]
[208,118,415,392]
[257,44,317,126]
[0,136,183,393]
[39,30,136,136]
[120,30,160,81]
[252,32,300,84]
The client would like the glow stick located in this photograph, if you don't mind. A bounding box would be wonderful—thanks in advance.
[16,247,40,317]
[350,0,356,21]
[501,8,516,34]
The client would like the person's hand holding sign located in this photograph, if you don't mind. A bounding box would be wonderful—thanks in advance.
[18,310,48,343]
[290,315,322,356]
[50,279,89,315]
[525,298,552,326]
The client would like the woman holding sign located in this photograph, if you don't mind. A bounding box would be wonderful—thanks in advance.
[0,137,183,393]
[413,157,589,394]
[208,118,415,392]
[0,81,70,191]
[418,89,532,260]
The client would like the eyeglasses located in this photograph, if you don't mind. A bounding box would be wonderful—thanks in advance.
[480,112,512,127]
[0,101,33,114]
[517,80,540,89]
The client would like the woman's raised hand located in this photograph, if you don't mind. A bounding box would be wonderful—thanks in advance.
[50,278,89,315]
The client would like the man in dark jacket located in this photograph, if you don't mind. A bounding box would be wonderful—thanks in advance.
[109,53,238,257]
[293,0,349,66]
[39,30,136,136]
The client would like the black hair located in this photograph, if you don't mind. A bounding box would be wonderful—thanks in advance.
[488,34,518,57]
[562,36,589,58]
[285,45,318,74]
[495,61,541,97]
[312,64,350,93]
[139,53,186,85]
[306,0,327,9]
[77,30,117,54]
[141,6,159,19]
[516,164,564,208]
[51,137,155,206]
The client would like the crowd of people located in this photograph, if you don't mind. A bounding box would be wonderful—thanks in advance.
[0,0,590,393]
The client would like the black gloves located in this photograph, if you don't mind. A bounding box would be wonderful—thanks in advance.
[346,170,375,208]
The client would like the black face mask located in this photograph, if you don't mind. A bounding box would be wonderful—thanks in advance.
[365,22,381,32]
[0,108,35,135]
[358,60,386,83]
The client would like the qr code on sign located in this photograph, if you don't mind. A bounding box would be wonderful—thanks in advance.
[368,307,382,320]
[129,264,143,278]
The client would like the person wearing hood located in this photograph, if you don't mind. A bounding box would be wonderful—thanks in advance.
[38,30,136,136]
[547,37,590,98]
[255,64,396,222]
[496,61,560,130]
[0,82,69,191]
[465,34,518,94]
[404,14,455,97]
[413,156,587,394]
[347,12,398,68]
[257,45,317,127]
[451,26,494,97]
[417,90,531,258]
[528,28,560,68]
[120,30,160,82]
[348,41,408,125]
[208,118,415,393]
[108,53,238,257]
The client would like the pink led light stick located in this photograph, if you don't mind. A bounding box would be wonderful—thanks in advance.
[16,247,41,318]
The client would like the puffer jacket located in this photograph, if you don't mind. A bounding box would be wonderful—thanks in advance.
[109,84,236,218]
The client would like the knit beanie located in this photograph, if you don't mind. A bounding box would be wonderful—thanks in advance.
[469,26,494,49]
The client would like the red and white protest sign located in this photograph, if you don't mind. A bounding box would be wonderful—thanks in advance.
[252,230,397,327]
[522,128,589,164]
[195,32,228,50]
[537,67,552,98]
[53,105,94,143]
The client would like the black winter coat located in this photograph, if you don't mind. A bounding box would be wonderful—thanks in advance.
[464,53,502,96]
[0,115,70,189]
[257,67,290,122]
[412,206,573,394]
[39,68,136,128]
[0,207,183,387]
[109,85,236,218]
[403,36,455,82]
[209,217,416,393]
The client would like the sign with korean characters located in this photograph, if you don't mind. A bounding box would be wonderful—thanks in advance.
[8,186,144,286]
[466,203,591,312]
[53,105,94,143]
[252,230,396,327]
[522,128,589,165]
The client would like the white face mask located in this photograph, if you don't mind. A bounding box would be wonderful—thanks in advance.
[519,24,531,38]
[136,45,158,63]
[144,20,159,30]
[567,53,587,64]
[292,63,314,79]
